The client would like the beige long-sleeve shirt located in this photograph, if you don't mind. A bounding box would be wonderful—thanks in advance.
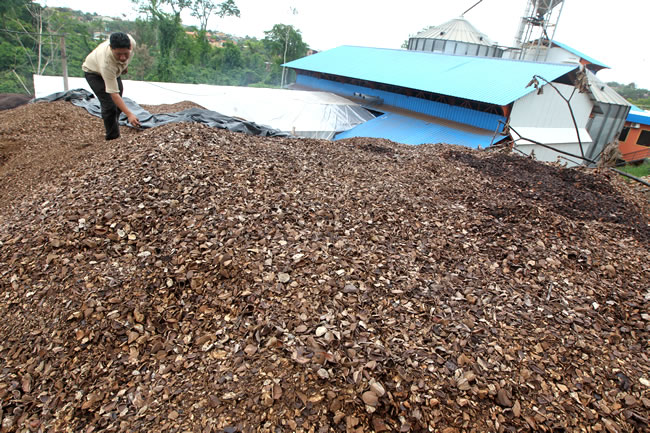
[82,35,136,94]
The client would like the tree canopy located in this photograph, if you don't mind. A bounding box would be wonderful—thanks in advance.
[191,0,240,33]
[607,82,650,110]
[0,0,310,93]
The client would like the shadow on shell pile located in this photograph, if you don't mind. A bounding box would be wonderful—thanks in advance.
[0,101,649,433]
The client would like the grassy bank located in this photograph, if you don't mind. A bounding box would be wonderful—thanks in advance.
[618,159,650,178]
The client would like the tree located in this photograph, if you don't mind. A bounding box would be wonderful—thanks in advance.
[8,2,64,76]
[0,2,312,91]
[263,23,308,87]
[263,24,308,61]
[37,10,90,79]
[133,0,192,17]
[132,0,191,81]
[607,81,650,102]
[190,0,239,33]
[221,41,242,70]
[0,0,30,26]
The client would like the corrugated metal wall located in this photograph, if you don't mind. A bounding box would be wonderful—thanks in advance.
[408,38,505,58]
[296,75,506,132]
[509,83,597,165]
[585,103,629,163]
[510,83,593,130]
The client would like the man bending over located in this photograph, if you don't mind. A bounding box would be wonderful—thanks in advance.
[82,32,141,140]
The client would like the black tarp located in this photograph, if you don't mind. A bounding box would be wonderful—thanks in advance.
[0,93,33,111]
[33,89,290,137]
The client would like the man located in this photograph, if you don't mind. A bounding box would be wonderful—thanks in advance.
[82,32,141,140]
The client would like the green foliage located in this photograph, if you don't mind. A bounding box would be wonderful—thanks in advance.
[1,1,310,92]
[618,160,650,178]
[0,41,22,70]
[0,69,32,93]
[126,43,156,80]
[0,0,31,25]
[49,10,98,78]
[263,24,308,62]
[629,98,650,111]
[221,41,242,69]
[133,18,157,48]
[607,81,650,107]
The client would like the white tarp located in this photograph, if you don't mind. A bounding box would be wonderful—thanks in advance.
[33,75,374,139]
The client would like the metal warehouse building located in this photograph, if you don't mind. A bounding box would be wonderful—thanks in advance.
[285,44,626,166]
[284,11,631,167]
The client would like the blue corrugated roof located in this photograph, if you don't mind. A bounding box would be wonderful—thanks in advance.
[551,41,609,69]
[627,109,650,125]
[334,112,503,148]
[284,46,578,106]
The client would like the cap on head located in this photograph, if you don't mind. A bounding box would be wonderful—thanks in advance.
[109,32,131,50]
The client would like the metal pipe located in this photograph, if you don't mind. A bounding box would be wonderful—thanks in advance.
[547,0,566,43]
[610,168,650,188]
[508,124,596,164]
[462,0,484,17]
[490,121,505,146]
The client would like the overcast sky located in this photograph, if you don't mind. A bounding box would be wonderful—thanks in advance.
[39,0,650,89]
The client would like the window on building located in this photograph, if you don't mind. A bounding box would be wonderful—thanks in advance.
[637,130,650,146]
[619,127,630,142]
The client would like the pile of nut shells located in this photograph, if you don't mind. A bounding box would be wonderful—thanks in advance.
[0,101,648,433]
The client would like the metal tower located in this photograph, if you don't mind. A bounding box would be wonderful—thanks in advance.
[513,0,566,62]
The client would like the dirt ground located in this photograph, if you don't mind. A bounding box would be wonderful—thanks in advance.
[0,101,648,433]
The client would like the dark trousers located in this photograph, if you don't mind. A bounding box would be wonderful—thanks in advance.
[84,72,124,140]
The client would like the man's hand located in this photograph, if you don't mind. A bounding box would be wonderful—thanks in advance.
[110,93,141,128]
[127,112,141,128]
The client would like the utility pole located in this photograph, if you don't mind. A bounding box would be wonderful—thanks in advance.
[280,6,298,88]
[60,35,69,91]
[281,25,290,88]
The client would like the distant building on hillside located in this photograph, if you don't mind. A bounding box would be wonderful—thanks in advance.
[92,31,111,41]
[184,31,235,48]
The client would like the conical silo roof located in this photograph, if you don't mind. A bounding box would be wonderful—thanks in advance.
[413,17,495,46]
